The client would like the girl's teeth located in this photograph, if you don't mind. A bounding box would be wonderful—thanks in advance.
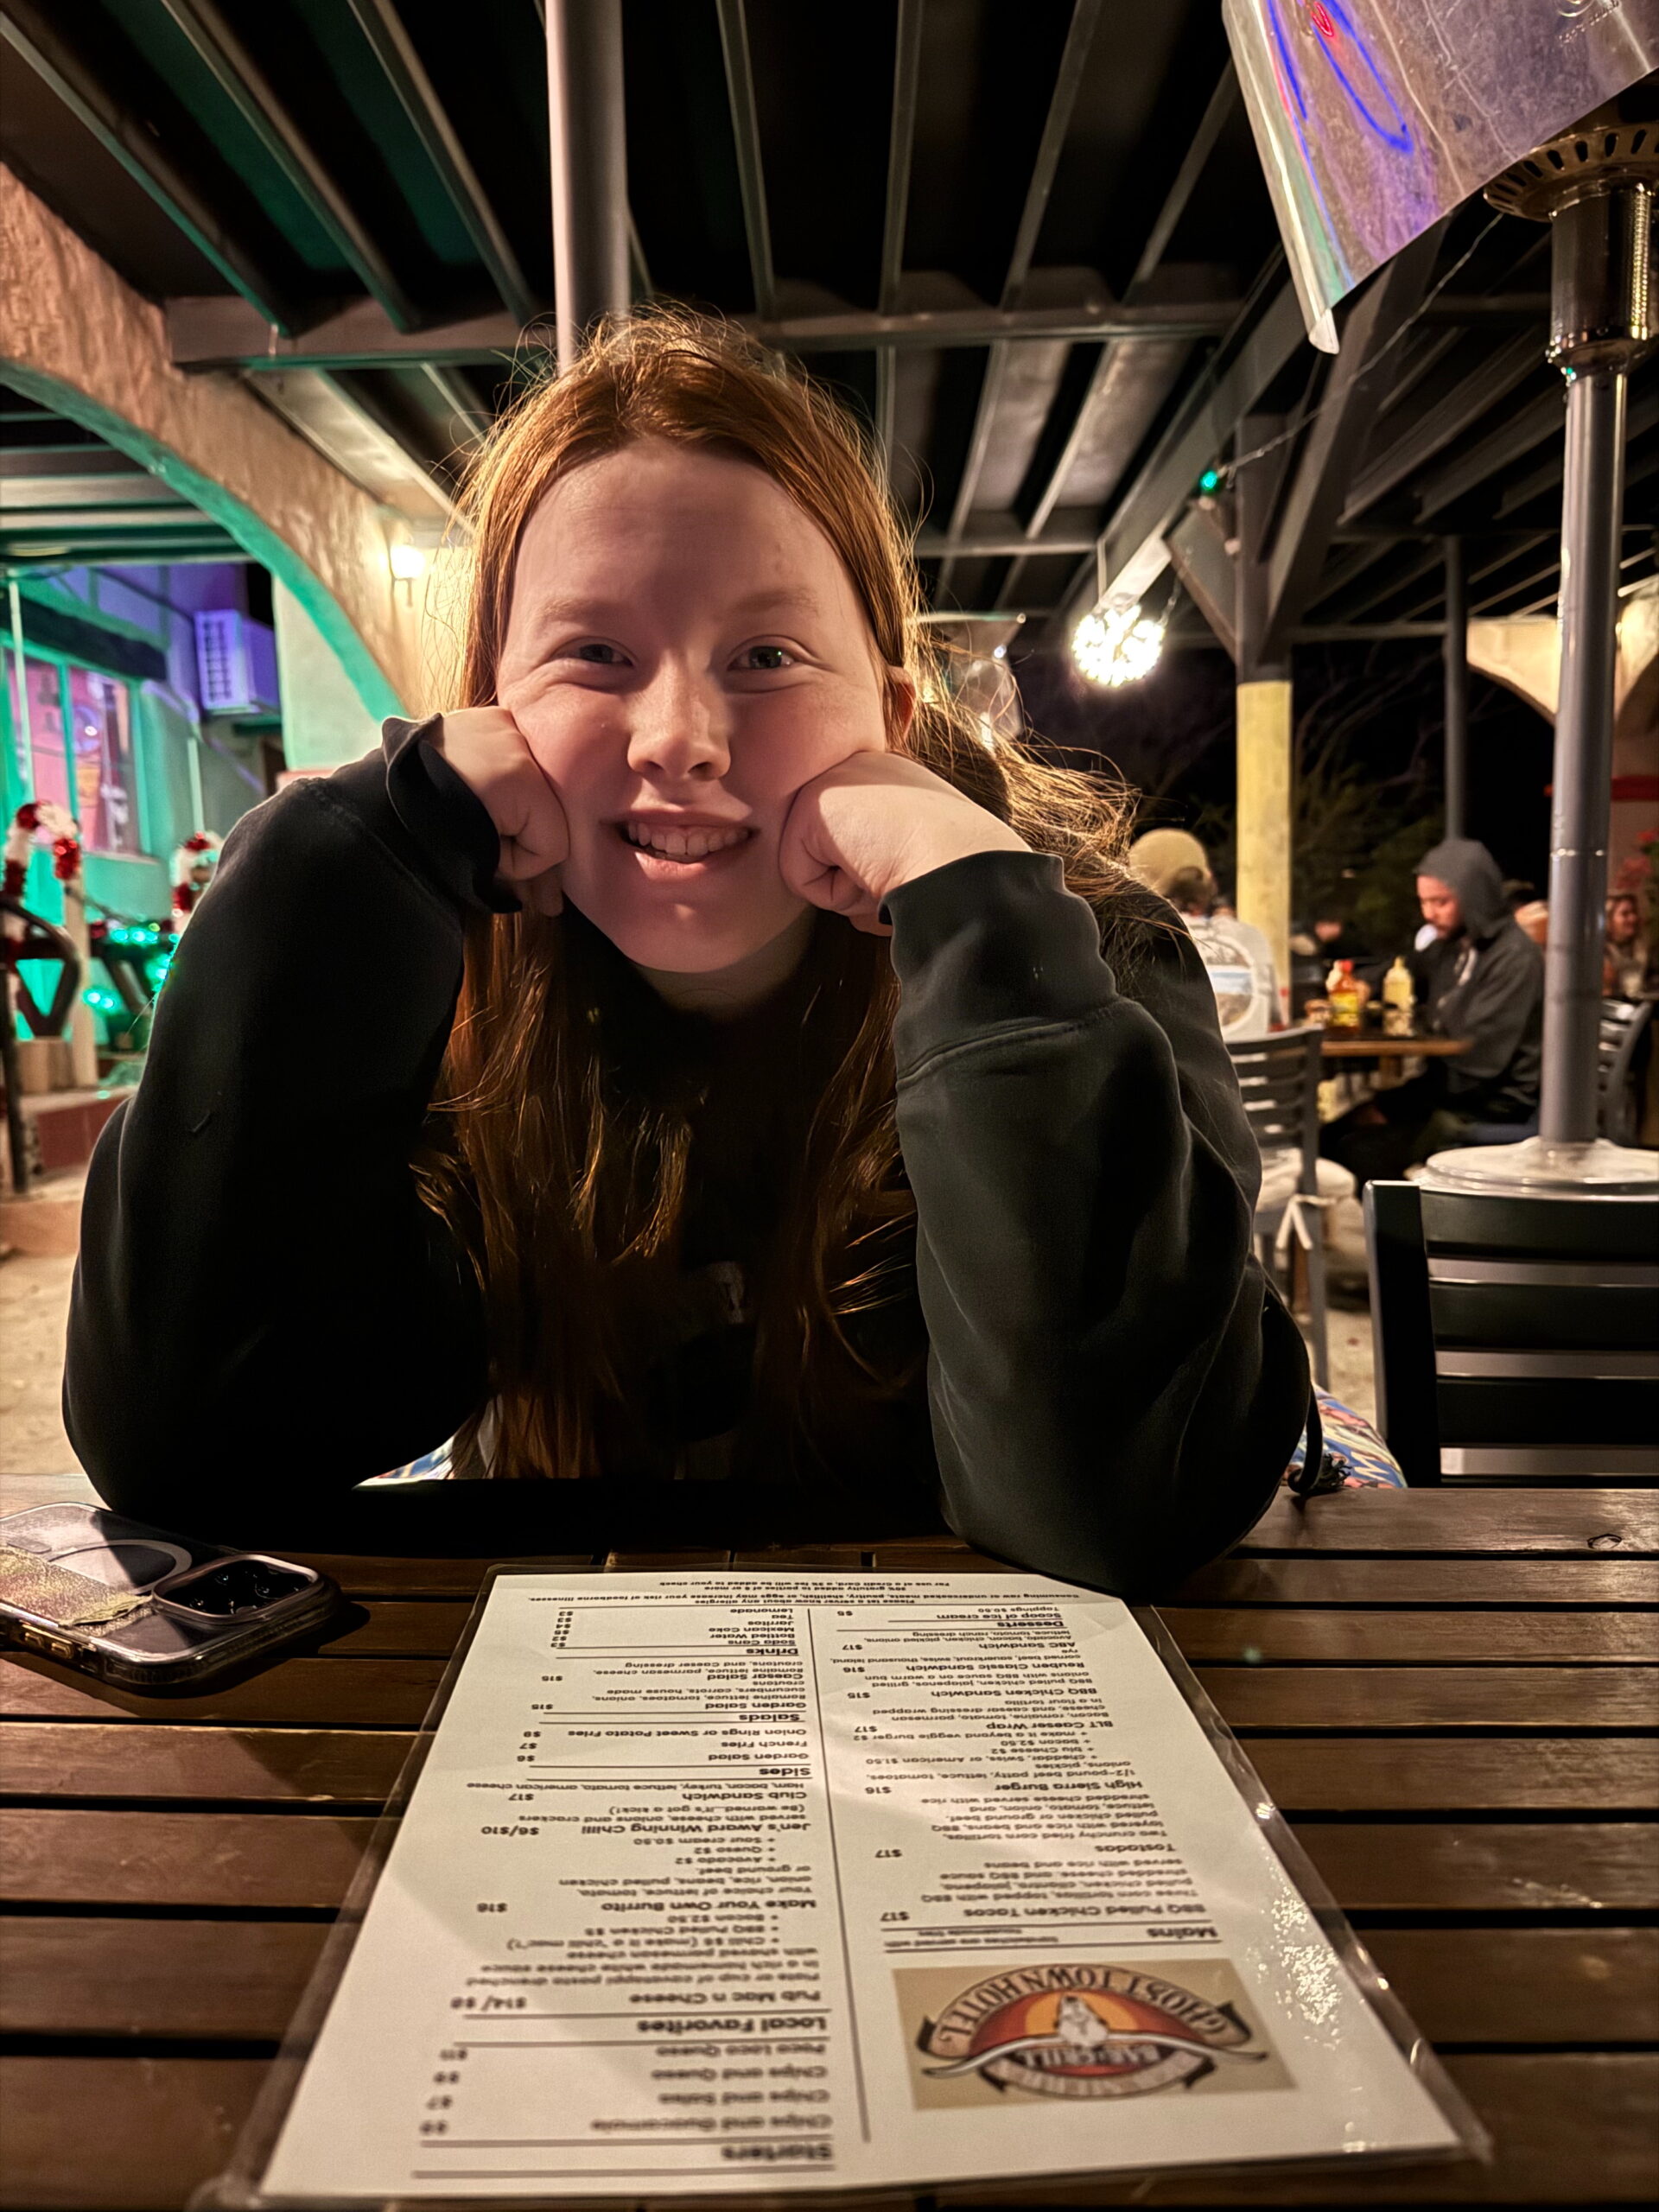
[626,824,747,859]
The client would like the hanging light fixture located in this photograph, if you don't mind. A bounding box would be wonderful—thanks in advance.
[1071,594,1167,687]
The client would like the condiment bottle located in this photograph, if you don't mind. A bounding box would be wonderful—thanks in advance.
[1382,956,1415,1038]
[1326,959,1362,1029]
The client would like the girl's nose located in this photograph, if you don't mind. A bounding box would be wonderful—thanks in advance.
[626,663,731,782]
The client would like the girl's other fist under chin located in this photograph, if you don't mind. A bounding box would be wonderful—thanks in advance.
[435,707,569,912]
[778,751,1028,933]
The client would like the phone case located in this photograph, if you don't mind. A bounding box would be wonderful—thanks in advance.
[0,1504,340,1688]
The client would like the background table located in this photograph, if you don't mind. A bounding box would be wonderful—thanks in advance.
[1319,1034,1471,1061]
[2,1478,1656,2209]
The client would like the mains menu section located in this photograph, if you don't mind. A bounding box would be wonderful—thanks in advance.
[254,1573,1463,2199]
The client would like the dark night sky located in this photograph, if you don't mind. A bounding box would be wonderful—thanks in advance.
[1012,635,1558,898]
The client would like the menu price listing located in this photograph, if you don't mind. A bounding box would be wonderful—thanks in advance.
[255,1573,1465,2199]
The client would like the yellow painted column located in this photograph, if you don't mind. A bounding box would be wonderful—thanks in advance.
[1236,678,1293,1027]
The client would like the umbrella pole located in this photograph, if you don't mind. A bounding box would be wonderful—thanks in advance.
[1540,359,1625,1144]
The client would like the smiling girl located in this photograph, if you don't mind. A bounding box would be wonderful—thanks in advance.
[67,315,1309,1592]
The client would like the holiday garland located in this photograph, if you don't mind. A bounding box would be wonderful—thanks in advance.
[3,804,85,1038]
[3,800,83,906]
[170,831,221,931]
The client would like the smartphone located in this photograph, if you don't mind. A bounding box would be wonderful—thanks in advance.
[0,1503,340,1689]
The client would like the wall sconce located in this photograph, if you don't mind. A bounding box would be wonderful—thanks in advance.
[388,540,429,603]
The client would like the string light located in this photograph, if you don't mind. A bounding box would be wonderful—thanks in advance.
[1071,597,1167,687]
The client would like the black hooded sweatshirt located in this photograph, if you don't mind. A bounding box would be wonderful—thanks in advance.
[1412,837,1543,1122]
[63,721,1309,1592]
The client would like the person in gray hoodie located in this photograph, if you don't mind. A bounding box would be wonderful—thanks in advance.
[1323,836,1542,1185]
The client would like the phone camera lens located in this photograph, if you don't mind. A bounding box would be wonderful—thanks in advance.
[168,1560,309,1616]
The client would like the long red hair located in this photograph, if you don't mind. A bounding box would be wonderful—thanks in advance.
[420,309,1129,1479]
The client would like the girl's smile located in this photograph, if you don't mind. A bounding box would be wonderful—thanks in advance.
[614,811,758,867]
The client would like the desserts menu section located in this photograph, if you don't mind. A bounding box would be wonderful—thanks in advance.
[257,1573,1462,2199]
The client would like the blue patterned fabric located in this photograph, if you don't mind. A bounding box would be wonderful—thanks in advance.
[363,1441,453,1485]
[1285,1389,1406,1491]
[373,1390,1405,1497]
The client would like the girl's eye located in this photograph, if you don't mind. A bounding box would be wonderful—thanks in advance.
[736,644,795,671]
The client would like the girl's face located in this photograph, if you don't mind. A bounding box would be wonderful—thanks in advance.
[498,440,894,975]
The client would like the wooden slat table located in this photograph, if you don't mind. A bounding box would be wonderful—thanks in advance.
[1318,1034,1471,1060]
[2,1480,1656,2209]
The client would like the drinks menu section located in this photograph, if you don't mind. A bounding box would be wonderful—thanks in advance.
[258,1573,1462,2199]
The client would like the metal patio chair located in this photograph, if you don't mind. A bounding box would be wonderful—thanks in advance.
[1364,1179,1659,1486]
[1227,1027,1331,1389]
[1599,997,1653,1147]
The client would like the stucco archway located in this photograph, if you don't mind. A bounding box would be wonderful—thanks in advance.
[1,165,422,721]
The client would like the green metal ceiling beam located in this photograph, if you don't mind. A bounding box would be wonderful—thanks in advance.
[345,0,538,327]
[713,0,775,321]
[0,0,296,329]
[164,287,1241,372]
[155,0,418,331]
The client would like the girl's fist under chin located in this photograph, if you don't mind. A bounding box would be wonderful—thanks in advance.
[779,752,1028,934]
[435,707,569,914]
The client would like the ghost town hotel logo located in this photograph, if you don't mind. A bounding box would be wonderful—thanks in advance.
[917,1964,1266,2099]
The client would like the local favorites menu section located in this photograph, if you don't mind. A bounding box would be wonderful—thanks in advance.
[257,1573,1460,2198]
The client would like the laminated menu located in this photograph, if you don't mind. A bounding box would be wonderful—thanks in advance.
[245,1572,1473,2200]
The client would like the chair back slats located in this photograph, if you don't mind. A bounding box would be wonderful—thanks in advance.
[1427,1254,1659,1286]
[1442,1444,1659,1478]
[1436,1348,1659,1379]
[1227,1027,1329,1387]
[1227,1029,1321,1182]
[1366,1179,1659,1485]
[1437,1376,1659,1448]
[1598,1000,1653,1145]
[1418,1187,1659,1260]
[1428,1280,1659,1351]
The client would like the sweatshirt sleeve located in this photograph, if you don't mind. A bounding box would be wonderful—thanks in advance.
[1442,926,1543,1103]
[884,850,1309,1598]
[64,723,497,1525]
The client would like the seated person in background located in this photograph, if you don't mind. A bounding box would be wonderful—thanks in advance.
[1323,836,1542,1186]
[1185,886,1279,1043]
[64,312,1309,1596]
[1604,892,1649,999]
[1503,876,1549,950]
[1126,836,1281,1038]
[1123,826,1207,899]
[1312,909,1368,963]
[1164,865,1212,918]
[1293,905,1370,1005]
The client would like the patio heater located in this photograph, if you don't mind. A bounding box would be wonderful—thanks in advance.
[1425,101,1658,1197]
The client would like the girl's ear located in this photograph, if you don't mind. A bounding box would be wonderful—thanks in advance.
[884,668,917,751]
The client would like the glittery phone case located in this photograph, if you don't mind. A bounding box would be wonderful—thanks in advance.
[0,1504,339,1688]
